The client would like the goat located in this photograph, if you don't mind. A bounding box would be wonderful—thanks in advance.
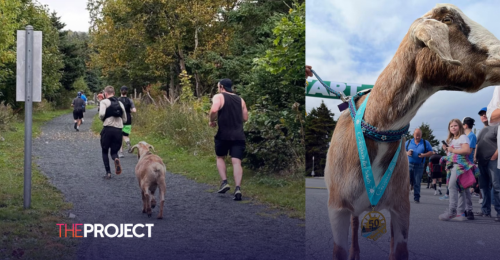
[129,141,166,219]
[325,4,500,260]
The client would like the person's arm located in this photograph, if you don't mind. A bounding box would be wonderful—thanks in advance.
[489,109,500,124]
[120,102,127,123]
[491,150,498,161]
[130,99,137,113]
[209,94,222,127]
[448,143,470,155]
[99,100,107,120]
[241,98,248,122]
[474,145,478,163]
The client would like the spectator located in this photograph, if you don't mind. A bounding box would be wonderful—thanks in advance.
[405,128,433,203]
[475,107,500,221]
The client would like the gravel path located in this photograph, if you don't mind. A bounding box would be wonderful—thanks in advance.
[33,108,305,260]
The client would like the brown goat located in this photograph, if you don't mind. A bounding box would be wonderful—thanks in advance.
[326,4,500,260]
[129,141,166,219]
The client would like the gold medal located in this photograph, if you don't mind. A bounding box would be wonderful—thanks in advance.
[360,209,387,241]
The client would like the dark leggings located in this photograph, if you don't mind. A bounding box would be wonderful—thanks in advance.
[100,126,123,173]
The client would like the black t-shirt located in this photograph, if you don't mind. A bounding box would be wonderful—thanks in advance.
[72,97,85,112]
[215,93,245,141]
[476,125,498,163]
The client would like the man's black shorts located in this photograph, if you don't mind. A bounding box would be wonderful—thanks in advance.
[214,139,245,160]
[73,110,83,120]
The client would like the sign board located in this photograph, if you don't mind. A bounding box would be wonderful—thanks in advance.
[16,30,42,102]
[306,80,374,99]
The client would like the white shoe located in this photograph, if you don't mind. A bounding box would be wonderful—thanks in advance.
[118,152,124,158]
[434,190,438,195]
[82,118,84,123]
[478,199,483,204]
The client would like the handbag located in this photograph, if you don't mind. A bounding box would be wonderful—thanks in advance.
[457,169,476,189]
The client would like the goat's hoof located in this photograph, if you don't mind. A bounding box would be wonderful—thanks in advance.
[148,213,152,217]
[151,204,156,209]
[142,210,146,213]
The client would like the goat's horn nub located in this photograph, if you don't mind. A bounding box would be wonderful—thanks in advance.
[129,144,138,153]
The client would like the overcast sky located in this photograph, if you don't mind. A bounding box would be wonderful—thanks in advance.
[36,0,90,32]
[306,0,500,143]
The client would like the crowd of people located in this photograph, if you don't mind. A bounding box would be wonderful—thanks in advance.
[407,106,500,222]
[71,79,248,201]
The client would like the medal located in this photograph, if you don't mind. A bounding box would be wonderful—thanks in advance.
[361,207,387,241]
[353,93,400,241]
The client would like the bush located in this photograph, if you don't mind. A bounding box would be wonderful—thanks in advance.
[0,101,17,134]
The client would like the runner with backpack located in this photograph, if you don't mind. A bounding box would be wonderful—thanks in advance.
[99,86,127,179]
[118,86,137,158]
[71,92,85,131]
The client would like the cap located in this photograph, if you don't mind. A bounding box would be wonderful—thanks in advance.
[218,79,232,92]
[462,117,475,126]
[478,107,487,115]
[120,86,128,91]
[77,91,81,97]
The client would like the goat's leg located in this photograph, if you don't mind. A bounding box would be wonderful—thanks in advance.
[150,188,157,209]
[157,182,166,219]
[329,207,351,260]
[141,190,146,213]
[389,204,410,260]
[349,215,360,260]
[144,187,152,217]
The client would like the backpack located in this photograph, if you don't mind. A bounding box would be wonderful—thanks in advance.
[102,97,123,121]
[118,97,132,113]
[406,139,429,163]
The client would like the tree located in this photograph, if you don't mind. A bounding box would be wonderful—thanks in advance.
[404,122,440,149]
[305,102,336,176]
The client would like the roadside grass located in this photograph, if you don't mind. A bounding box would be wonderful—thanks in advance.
[91,111,305,219]
[0,109,77,259]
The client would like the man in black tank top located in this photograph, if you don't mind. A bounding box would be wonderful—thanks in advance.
[209,79,249,201]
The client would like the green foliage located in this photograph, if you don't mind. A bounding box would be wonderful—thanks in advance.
[305,102,336,176]
[179,70,195,103]
[405,122,440,149]
[0,0,64,108]
[72,77,89,93]
[0,101,17,133]
[254,2,305,86]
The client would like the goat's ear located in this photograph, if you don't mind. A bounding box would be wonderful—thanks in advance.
[148,145,155,153]
[129,145,138,154]
[411,18,462,66]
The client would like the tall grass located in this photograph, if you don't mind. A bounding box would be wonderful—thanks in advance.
[134,100,216,154]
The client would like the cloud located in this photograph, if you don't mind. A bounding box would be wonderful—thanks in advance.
[37,0,90,32]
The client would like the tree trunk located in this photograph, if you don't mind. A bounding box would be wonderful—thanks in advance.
[194,72,201,98]
[178,48,186,71]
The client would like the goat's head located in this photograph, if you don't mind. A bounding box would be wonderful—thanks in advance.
[404,4,500,91]
[128,141,155,160]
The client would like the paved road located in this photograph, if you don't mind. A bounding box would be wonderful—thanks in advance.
[306,177,500,260]
[33,108,305,260]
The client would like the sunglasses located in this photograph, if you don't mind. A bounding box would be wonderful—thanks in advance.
[479,113,487,117]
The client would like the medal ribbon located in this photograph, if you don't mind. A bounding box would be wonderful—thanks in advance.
[354,93,402,206]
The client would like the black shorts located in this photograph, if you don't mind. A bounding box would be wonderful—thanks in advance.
[214,139,245,160]
[431,171,442,179]
[73,110,83,120]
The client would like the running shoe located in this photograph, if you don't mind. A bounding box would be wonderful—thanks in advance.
[218,182,230,193]
[466,210,474,220]
[438,189,442,195]
[478,198,483,204]
[452,212,468,221]
[118,152,124,158]
[439,210,456,221]
[114,158,122,175]
[434,190,438,195]
[74,122,77,130]
[126,141,131,152]
[104,172,111,179]
[233,187,242,201]
[439,195,449,200]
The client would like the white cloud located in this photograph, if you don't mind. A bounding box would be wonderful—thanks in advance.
[36,0,90,32]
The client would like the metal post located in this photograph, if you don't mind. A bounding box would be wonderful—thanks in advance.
[311,156,315,177]
[23,25,34,209]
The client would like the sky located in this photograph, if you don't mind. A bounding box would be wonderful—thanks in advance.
[306,0,500,144]
[36,0,90,32]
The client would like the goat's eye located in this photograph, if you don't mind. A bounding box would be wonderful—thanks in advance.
[443,18,452,23]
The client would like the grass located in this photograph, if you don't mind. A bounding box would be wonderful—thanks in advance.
[91,112,305,219]
[0,109,77,259]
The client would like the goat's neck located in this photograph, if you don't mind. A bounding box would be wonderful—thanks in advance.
[362,44,436,131]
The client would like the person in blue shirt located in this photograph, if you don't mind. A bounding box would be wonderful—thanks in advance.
[405,128,433,203]
[462,117,477,220]
[80,90,87,122]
